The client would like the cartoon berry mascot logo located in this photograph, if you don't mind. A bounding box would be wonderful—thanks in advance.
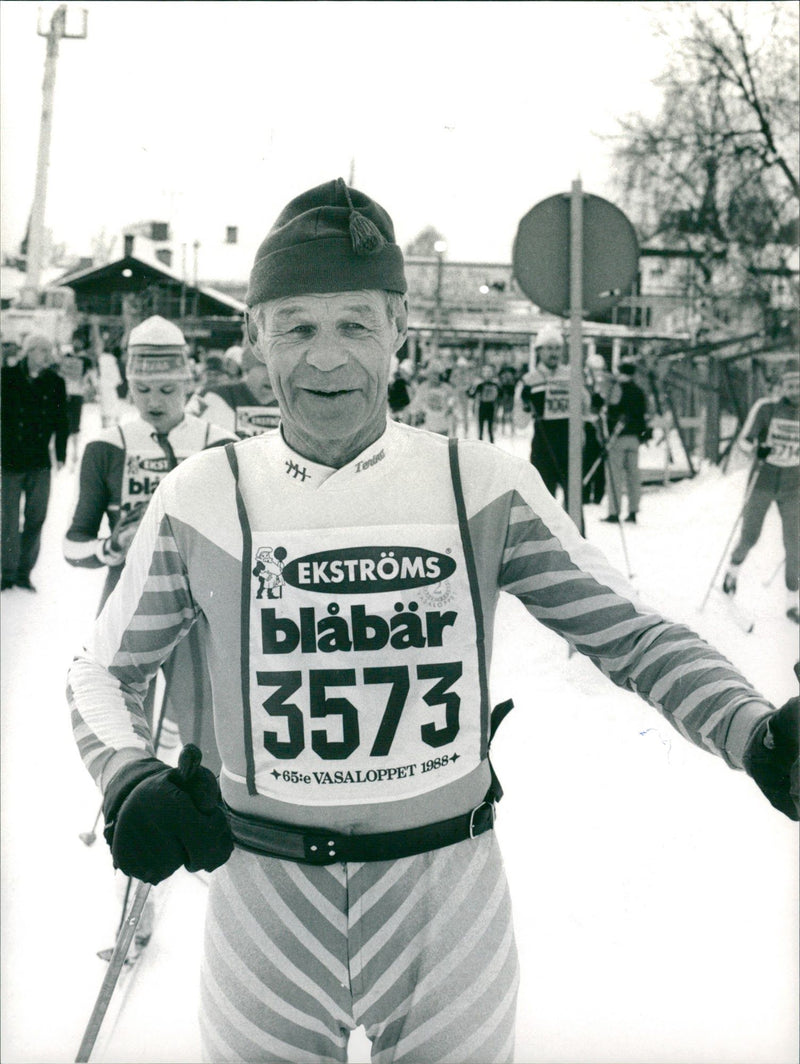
[253,546,287,600]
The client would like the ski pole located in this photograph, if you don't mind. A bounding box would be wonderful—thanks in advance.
[75,879,151,1062]
[74,745,203,1063]
[603,458,634,580]
[582,419,623,488]
[78,681,168,849]
[113,680,171,935]
[763,555,785,588]
[79,806,103,847]
[699,464,761,612]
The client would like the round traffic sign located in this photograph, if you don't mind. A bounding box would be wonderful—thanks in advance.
[512,192,639,317]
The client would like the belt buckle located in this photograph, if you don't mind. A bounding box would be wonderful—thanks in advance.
[469,801,494,839]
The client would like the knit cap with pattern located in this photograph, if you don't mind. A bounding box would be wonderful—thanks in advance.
[126,316,191,380]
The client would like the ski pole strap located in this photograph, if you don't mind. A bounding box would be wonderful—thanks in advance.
[224,800,495,865]
[485,697,514,804]
[448,436,491,759]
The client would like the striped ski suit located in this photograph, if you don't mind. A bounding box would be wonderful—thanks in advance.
[731,395,799,592]
[64,413,235,767]
[68,419,773,1062]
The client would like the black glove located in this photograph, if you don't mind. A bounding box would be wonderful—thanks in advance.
[590,392,605,413]
[103,744,234,884]
[639,425,654,443]
[104,502,147,562]
[756,443,772,461]
[743,697,799,820]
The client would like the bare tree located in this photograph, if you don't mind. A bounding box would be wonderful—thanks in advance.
[405,226,447,257]
[90,227,118,266]
[611,2,799,328]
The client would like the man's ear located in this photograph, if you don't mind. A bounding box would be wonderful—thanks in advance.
[392,297,409,352]
[244,309,259,346]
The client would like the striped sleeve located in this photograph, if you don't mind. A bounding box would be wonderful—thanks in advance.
[67,486,201,787]
[493,463,773,769]
[739,398,772,451]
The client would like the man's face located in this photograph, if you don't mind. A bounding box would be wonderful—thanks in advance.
[254,290,406,462]
[537,343,562,370]
[781,370,799,405]
[26,340,55,375]
[245,362,276,403]
[129,377,189,434]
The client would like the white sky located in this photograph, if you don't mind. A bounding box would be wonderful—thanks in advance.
[0,0,672,271]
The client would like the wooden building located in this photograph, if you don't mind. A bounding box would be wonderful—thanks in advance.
[57,253,245,353]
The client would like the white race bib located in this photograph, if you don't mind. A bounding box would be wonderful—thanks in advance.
[765,416,799,468]
[244,524,483,805]
[543,380,569,419]
[235,405,280,437]
[120,448,172,510]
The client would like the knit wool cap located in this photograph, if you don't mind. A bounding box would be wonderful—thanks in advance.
[246,178,407,305]
[534,324,564,349]
[126,315,191,379]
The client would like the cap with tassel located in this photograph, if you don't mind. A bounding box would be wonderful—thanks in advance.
[246,178,407,305]
[339,178,385,256]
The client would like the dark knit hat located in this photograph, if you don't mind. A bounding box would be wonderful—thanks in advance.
[246,178,407,305]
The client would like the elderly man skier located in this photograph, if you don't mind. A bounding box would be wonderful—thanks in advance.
[68,179,798,1064]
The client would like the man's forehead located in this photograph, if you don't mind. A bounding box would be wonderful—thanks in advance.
[270,291,384,319]
[131,375,187,385]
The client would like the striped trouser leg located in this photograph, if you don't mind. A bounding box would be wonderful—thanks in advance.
[199,848,355,1063]
[199,832,519,1063]
[351,832,520,1064]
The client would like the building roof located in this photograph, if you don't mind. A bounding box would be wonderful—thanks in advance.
[56,254,246,315]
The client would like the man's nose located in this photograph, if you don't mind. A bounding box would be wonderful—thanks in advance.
[305,335,350,372]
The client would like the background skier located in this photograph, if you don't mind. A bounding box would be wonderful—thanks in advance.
[724,357,799,623]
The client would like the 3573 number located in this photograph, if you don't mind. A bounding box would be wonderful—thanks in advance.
[256,662,462,761]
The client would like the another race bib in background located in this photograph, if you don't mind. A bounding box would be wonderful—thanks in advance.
[235,405,281,437]
[765,417,799,468]
[543,379,569,419]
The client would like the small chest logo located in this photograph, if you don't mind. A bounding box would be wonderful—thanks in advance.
[126,455,171,475]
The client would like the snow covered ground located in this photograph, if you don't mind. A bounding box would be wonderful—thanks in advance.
[1,405,797,1064]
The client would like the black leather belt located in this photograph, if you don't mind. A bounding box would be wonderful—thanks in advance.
[224,800,495,865]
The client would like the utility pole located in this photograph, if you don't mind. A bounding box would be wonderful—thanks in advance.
[24,4,88,300]
[432,240,447,360]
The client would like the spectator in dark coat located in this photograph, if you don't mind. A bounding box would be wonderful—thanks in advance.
[1,332,68,591]
[602,360,651,524]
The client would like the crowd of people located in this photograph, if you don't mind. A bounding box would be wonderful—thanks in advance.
[3,304,797,625]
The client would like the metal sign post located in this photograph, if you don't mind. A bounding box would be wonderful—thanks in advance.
[511,187,639,529]
[568,179,584,527]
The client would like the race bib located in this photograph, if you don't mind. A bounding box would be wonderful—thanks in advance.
[120,450,172,510]
[544,380,569,419]
[245,525,483,805]
[235,405,281,437]
[765,417,799,468]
